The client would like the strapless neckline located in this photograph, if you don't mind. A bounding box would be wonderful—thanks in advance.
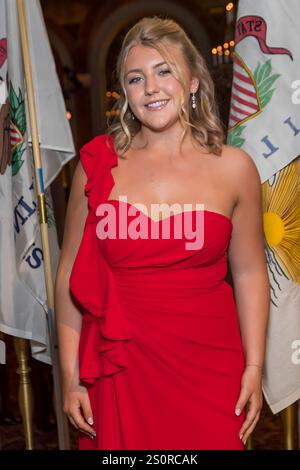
[105,198,233,226]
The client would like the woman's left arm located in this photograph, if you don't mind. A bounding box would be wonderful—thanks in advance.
[227,146,271,445]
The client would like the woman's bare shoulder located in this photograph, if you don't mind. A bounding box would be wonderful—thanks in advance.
[219,144,263,220]
[220,144,261,185]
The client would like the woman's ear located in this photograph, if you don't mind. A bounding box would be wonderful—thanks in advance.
[190,77,199,94]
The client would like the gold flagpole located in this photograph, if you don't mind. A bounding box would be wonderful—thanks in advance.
[281,403,297,450]
[16,0,70,449]
[14,338,34,449]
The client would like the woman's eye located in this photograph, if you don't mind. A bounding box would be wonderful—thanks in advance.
[128,76,141,84]
[128,69,170,84]
[159,68,171,75]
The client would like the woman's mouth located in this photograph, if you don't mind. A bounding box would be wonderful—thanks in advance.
[144,99,169,111]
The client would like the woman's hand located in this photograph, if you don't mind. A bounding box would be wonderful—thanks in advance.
[63,380,97,440]
[235,365,263,445]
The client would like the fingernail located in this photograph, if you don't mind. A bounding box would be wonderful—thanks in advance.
[91,431,97,437]
[239,434,243,440]
[235,408,241,416]
[87,417,93,425]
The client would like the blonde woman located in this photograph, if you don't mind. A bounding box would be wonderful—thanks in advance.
[55,16,270,450]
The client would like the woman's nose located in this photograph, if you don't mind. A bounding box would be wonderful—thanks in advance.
[144,76,159,95]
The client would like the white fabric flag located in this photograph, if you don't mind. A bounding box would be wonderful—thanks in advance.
[228,0,300,413]
[0,0,75,365]
[227,0,300,184]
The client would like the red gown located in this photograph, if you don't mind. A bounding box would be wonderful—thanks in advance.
[69,134,246,450]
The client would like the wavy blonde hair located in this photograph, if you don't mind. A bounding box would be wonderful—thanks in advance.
[107,16,225,158]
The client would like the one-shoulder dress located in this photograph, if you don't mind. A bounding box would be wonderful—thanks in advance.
[69,134,246,450]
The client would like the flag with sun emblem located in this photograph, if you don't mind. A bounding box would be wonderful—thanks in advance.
[228,0,300,413]
[0,0,75,364]
[262,157,300,413]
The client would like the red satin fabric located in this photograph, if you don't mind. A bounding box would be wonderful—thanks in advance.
[69,134,246,450]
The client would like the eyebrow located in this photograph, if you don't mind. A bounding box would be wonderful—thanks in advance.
[125,61,167,77]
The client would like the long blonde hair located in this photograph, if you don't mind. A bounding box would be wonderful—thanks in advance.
[107,16,225,157]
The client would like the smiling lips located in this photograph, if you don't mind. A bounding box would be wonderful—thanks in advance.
[144,99,169,110]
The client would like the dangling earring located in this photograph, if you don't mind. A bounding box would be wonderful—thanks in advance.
[131,112,135,120]
[191,92,197,109]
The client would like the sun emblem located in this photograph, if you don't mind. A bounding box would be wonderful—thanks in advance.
[263,156,300,290]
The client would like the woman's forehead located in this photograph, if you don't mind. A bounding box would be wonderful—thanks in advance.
[125,43,185,70]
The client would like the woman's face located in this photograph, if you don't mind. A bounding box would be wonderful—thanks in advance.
[123,43,199,131]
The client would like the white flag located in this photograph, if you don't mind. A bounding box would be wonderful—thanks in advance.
[0,0,75,365]
[228,0,300,413]
[228,0,300,184]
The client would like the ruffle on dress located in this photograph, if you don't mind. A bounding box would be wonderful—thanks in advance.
[69,134,132,385]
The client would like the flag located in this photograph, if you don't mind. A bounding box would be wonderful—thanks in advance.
[0,0,75,365]
[227,0,300,414]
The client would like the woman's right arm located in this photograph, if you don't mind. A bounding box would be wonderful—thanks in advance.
[54,160,96,440]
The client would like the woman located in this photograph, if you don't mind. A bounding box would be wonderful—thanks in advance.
[54,16,270,450]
